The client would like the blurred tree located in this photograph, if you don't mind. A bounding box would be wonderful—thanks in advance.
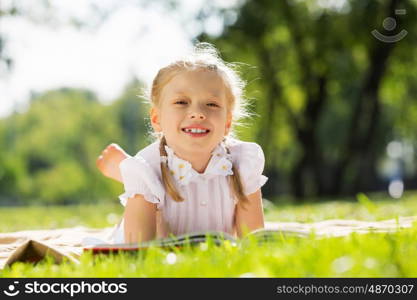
[112,79,150,155]
[199,0,417,200]
[0,2,19,74]
[0,84,148,205]
[2,0,417,204]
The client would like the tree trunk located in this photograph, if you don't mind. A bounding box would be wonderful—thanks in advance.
[331,5,397,195]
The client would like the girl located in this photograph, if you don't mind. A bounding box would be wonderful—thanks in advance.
[97,43,268,244]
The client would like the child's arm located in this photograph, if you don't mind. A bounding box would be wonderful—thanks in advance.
[123,194,157,243]
[234,189,265,238]
[96,143,131,183]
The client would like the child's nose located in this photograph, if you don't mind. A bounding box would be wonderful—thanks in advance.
[189,111,206,120]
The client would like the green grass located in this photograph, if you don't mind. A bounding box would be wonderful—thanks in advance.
[0,203,123,232]
[264,191,417,222]
[1,191,417,277]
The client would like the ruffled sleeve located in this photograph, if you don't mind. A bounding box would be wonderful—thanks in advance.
[230,140,268,196]
[118,156,165,209]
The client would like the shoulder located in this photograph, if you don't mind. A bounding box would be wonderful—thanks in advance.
[133,140,162,177]
[119,140,165,207]
[119,139,163,192]
[224,137,265,167]
[225,138,268,195]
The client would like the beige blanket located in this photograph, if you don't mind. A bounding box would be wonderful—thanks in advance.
[1,216,416,270]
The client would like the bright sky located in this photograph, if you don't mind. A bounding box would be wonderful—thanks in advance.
[0,0,239,118]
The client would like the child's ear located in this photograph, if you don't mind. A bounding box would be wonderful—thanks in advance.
[150,107,162,132]
[225,112,232,135]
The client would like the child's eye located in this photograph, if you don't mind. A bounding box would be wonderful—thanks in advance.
[207,103,220,107]
[174,100,188,105]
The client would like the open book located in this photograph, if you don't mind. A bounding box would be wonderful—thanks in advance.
[83,228,309,255]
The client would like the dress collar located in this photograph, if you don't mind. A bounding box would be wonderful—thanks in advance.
[162,141,233,186]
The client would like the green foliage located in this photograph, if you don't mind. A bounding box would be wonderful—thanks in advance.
[266,191,417,222]
[0,84,149,205]
[202,0,417,197]
[0,203,123,232]
[356,192,378,214]
[2,228,417,277]
[1,193,417,277]
[2,0,417,203]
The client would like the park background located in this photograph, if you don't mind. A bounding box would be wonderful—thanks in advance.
[1,0,416,206]
[2,0,417,278]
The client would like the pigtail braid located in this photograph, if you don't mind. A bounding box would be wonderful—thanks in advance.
[159,136,184,202]
[225,144,249,207]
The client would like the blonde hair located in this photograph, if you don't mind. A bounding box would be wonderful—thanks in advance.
[144,42,251,206]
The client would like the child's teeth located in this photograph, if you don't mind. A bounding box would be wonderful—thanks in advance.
[186,128,207,133]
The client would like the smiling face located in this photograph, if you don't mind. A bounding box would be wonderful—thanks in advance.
[150,68,232,158]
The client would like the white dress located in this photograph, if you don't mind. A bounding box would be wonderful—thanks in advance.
[111,137,268,243]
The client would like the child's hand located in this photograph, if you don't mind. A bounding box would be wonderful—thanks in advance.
[96,143,129,183]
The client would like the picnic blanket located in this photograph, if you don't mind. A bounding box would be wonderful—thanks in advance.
[1,216,416,270]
